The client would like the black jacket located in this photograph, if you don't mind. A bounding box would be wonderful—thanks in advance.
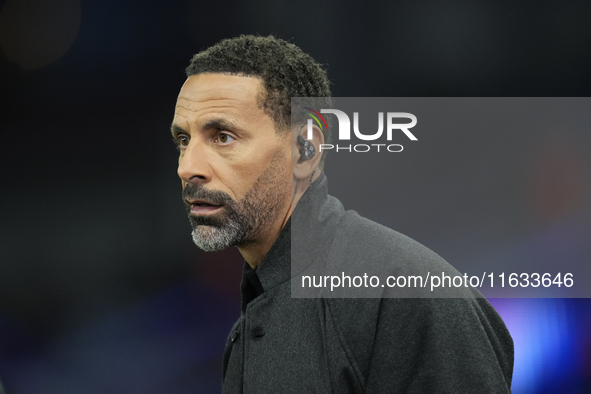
[222,173,513,393]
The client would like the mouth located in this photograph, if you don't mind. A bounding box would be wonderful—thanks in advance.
[187,200,224,216]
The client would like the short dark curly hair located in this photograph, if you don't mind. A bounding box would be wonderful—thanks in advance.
[185,35,332,164]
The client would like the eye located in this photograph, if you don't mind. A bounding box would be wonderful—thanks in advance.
[173,134,190,151]
[179,135,189,146]
[216,133,235,144]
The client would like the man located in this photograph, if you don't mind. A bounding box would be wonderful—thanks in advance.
[171,35,513,393]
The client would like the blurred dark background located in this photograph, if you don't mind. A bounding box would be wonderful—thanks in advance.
[1,0,590,393]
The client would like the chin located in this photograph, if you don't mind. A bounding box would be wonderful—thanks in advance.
[191,225,242,252]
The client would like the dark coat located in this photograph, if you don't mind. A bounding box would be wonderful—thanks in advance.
[222,174,513,393]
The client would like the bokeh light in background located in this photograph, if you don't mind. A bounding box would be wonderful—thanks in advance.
[0,0,81,70]
[492,299,591,393]
[1,0,590,393]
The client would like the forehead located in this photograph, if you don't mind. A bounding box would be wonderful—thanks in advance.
[174,73,265,125]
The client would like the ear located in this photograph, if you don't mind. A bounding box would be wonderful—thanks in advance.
[292,123,324,180]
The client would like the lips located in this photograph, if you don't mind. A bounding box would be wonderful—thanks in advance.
[187,199,223,216]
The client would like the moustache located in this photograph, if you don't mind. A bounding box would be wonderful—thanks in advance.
[182,183,236,207]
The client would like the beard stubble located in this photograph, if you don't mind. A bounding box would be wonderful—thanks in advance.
[183,148,290,251]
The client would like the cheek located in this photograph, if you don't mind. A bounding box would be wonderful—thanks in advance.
[221,162,262,198]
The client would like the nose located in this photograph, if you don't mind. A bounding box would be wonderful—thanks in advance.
[177,140,212,185]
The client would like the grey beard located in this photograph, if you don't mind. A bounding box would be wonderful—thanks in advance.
[183,174,287,252]
[184,191,252,252]
[191,220,244,251]
[182,147,289,252]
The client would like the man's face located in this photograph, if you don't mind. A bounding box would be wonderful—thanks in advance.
[172,73,292,251]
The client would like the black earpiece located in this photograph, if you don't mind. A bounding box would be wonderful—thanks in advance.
[297,123,316,162]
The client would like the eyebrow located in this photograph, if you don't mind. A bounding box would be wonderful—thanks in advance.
[202,118,241,133]
[171,118,247,138]
[170,124,187,139]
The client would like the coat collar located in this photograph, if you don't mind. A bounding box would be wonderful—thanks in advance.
[241,172,345,308]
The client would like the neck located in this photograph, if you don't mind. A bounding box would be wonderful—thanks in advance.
[237,170,321,268]
[290,169,320,216]
[237,214,286,269]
